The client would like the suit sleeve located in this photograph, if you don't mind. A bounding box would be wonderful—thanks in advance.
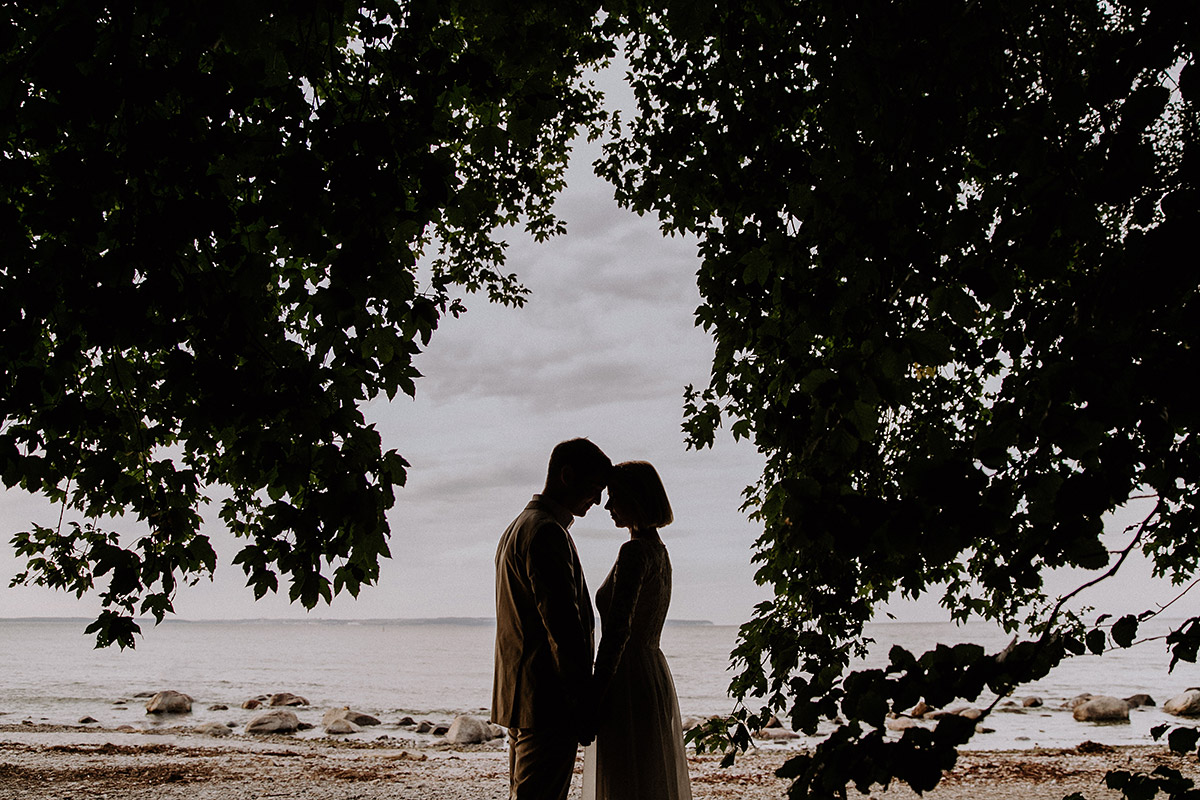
[593,539,649,702]
[526,522,593,701]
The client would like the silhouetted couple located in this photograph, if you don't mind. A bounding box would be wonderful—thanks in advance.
[491,438,692,800]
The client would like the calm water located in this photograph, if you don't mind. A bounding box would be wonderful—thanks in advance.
[0,617,1196,750]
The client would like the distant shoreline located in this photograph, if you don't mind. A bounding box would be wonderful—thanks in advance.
[0,616,719,627]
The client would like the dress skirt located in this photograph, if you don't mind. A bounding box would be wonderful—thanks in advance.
[584,645,691,800]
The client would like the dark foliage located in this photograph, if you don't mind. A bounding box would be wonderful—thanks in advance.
[2,0,613,646]
[600,1,1199,797]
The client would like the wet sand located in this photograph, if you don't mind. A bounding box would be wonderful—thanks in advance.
[1,724,1197,800]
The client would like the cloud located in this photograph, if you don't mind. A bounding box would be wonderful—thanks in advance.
[411,203,711,419]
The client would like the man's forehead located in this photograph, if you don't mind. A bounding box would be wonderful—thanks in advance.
[579,470,609,489]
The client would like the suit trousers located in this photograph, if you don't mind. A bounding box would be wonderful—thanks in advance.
[508,726,578,800]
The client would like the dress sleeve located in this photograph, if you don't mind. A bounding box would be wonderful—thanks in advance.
[593,539,649,701]
[526,522,592,696]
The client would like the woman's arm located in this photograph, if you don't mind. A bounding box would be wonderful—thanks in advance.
[592,539,649,703]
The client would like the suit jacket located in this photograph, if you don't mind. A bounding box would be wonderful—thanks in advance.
[491,494,595,729]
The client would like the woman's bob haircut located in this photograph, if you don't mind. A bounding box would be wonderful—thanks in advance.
[609,461,673,528]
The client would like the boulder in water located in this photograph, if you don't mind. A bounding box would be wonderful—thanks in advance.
[754,727,800,740]
[1072,696,1130,722]
[1125,694,1156,709]
[323,708,381,728]
[194,722,233,737]
[885,716,922,732]
[1165,690,1200,717]
[145,691,193,714]
[1066,693,1094,710]
[245,709,300,735]
[444,715,492,744]
[909,701,935,718]
[325,718,362,735]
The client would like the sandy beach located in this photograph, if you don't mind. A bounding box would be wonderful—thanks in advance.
[3,723,1198,800]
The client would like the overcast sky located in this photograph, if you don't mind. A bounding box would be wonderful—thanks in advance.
[1,69,1189,630]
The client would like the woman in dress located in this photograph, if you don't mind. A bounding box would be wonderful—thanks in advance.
[587,461,692,800]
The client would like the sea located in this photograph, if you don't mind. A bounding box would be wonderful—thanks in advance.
[1,616,1197,751]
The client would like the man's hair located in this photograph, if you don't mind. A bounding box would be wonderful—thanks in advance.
[546,438,612,485]
[608,461,674,528]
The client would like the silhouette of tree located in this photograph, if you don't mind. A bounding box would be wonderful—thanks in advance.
[601,1,1199,796]
[6,2,1200,796]
[2,0,614,647]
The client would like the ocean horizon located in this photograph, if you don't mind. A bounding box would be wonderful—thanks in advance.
[0,616,717,626]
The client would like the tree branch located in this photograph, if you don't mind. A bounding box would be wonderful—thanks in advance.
[1042,497,1164,636]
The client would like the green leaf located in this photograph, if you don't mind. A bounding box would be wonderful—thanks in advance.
[1167,726,1200,755]
[1111,615,1139,649]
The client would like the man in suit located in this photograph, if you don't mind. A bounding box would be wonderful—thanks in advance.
[492,438,612,800]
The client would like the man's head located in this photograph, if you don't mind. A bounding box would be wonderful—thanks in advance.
[543,438,612,517]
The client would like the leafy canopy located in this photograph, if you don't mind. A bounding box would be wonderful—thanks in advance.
[6,2,1200,796]
[601,0,1198,796]
[1,0,614,647]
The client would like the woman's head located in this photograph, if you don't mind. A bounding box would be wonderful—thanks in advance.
[604,461,673,530]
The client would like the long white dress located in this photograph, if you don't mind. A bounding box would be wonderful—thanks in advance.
[584,535,692,800]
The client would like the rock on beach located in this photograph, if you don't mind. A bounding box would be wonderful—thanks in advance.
[444,715,493,744]
[1067,693,1093,710]
[910,701,934,717]
[885,716,922,732]
[145,691,193,714]
[193,722,233,737]
[1125,694,1155,709]
[1165,689,1200,717]
[444,715,506,744]
[1072,696,1130,722]
[322,708,381,728]
[754,727,801,740]
[925,707,982,721]
[324,718,362,735]
[246,709,300,735]
[268,692,309,707]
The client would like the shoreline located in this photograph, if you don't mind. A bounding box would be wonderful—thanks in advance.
[2,724,1198,800]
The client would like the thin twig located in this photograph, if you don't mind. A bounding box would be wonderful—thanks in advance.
[1042,498,1163,637]
[1151,577,1200,618]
